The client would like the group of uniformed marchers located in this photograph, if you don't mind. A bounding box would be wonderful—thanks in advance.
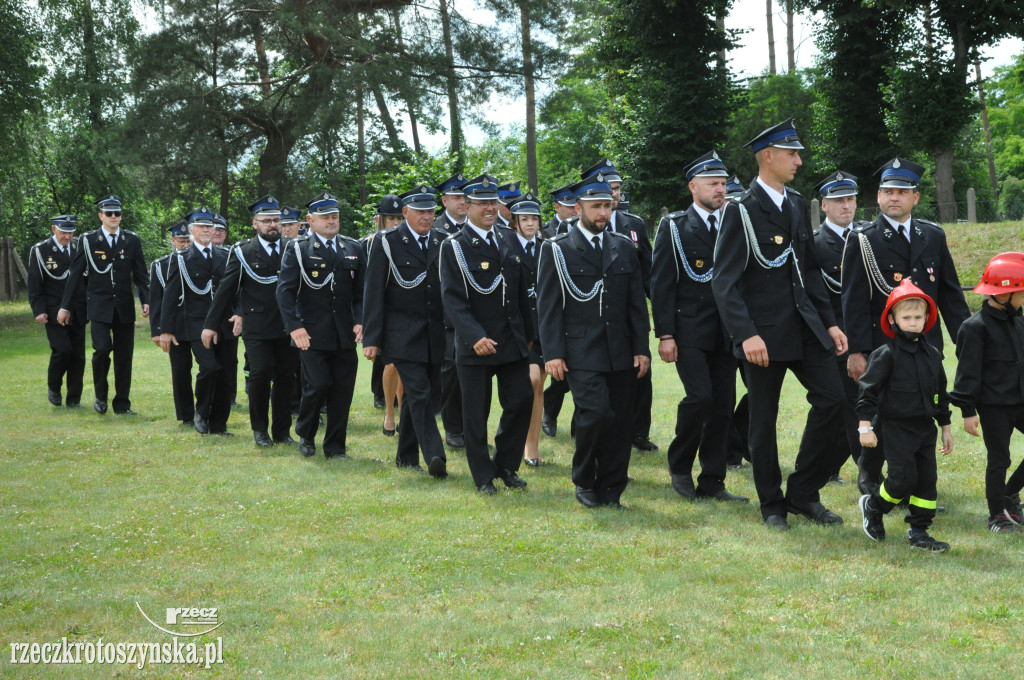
[27,118,1024,551]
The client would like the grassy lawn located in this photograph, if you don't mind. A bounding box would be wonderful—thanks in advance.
[2,222,1023,679]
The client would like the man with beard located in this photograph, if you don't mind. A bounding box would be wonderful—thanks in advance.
[276,192,364,460]
[841,158,969,494]
[439,174,535,494]
[651,151,747,503]
[149,220,195,426]
[712,119,848,531]
[29,214,87,408]
[203,195,298,448]
[58,195,149,415]
[363,184,449,478]
[537,173,650,508]
[159,208,234,436]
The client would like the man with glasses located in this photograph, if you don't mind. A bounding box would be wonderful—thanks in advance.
[203,195,298,447]
[276,191,365,460]
[58,195,149,415]
[159,208,234,436]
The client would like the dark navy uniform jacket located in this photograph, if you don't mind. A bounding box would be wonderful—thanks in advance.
[276,234,364,352]
[712,182,837,361]
[160,243,231,342]
[650,205,727,352]
[951,304,1024,417]
[842,215,969,354]
[536,226,650,372]
[29,236,86,326]
[61,228,149,323]
[206,237,287,341]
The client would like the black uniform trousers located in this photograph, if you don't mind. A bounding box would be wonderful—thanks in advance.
[222,335,239,405]
[829,357,861,477]
[168,341,195,422]
[244,337,297,439]
[977,404,1024,517]
[726,368,750,467]
[667,347,736,493]
[568,368,637,504]
[296,348,357,456]
[870,417,938,531]
[90,310,136,412]
[744,335,845,518]
[440,330,463,434]
[393,360,445,467]
[371,355,385,404]
[458,357,532,487]
[543,375,570,418]
[631,366,653,440]
[45,322,86,403]
[190,340,233,433]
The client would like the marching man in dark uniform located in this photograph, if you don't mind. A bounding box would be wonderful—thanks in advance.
[582,159,657,452]
[439,174,536,494]
[149,220,195,426]
[363,195,405,418]
[812,171,864,484]
[651,151,747,503]
[725,176,746,200]
[202,195,298,447]
[496,181,521,227]
[58,195,149,415]
[363,184,449,478]
[276,191,364,460]
[433,173,469,235]
[159,208,234,435]
[712,119,849,530]
[537,173,651,508]
[29,214,86,407]
[841,158,969,494]
[434,173,470,447]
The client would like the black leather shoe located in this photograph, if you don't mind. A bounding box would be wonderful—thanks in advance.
[114,409,138,416]
[382,424,396,437]
[428,456,447,479]
[48,389,61,406]
[182,420,195,428]
[478,481,498,495]
[764,514,790,531]
[254,431,274,447]
[193,414,210,434]
[523,457,541,468]
[273,435,297,445]
[65,401,81,409]
[397,462,426,472]
[94,400,107,414]
[828,473,847,485]
[499,470,528,489]
[787,501,844,526]
[632,436,659,452]
[299,438,316,457]
[541,415,556,437]
[697,488,750,503]
[373,396,386,410]
[671,474,696,500]
[324,449,350,460]
[575,486,600,508]
[603,500,627,510]
[445,432,465,448]
[213,430,234,437]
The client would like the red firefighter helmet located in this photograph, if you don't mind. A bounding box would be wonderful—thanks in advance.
[973,252,1024,296]
[881,278,938,338]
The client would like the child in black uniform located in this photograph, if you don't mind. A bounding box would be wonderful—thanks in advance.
[950,252,1024,533]
[857,279,954,552]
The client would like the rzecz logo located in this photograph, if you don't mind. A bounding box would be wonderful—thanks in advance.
[135,603,222,637]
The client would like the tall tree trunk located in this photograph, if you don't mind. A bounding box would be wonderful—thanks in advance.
[974,61,999,201]
[357,85,367,207]
[257,126,297,196]
[81,0,102,127]
[923,2,933,61]
[371,84,402,154]
[520,4,537,193]
[254,21,272,99]
[715,8,726,74]
[785,0,795,72]
[932,147,956,223]
[390,9,421,155]
[765,0,776,76]
[438,0,463,169]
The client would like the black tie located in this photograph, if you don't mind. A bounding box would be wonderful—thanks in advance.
[525,241,534,259]
[707,214,718,239]
[841,227,850,242]
[592,235,602,256]
[486,231,496,251]
[202,247,210,260]
[898,224,910,243]
[419,235,428,252]
[109,234,116,250]
[269,242,277,258]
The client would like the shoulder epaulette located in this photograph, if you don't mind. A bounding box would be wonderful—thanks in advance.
[666,210,685,220]
[852,221,874,233]
[787,187,803,198]
[32,239,48,250]
[549,232,569,241]
[917,219,939,228]
[122,228,137,237]
[607,230,632,241]
[339,234,359,245]
[235,237,252,247]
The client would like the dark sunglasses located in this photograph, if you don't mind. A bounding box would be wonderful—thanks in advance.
[104,211,122,218]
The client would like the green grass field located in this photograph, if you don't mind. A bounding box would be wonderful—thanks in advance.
[2,221,1023,678]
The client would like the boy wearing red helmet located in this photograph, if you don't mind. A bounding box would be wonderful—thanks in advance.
[950,252,1024,533]
[856,279,954,552]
